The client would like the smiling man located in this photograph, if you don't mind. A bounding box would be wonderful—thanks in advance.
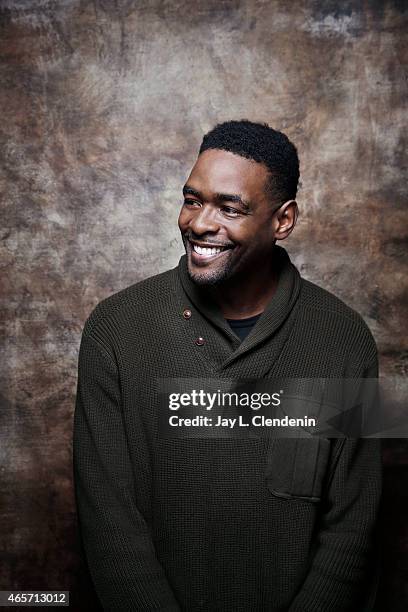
[74,120,382,611]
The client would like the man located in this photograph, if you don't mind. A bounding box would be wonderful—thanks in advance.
[73,120,382,611]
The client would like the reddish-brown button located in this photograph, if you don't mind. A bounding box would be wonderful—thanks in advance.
[195,337,205,346]
[183,308,192,320]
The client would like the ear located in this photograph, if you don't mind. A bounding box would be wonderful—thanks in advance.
[273,200,298,240]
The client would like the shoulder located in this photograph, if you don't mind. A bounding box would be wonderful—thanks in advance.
[299,277,378,365]
[300,277,364,323]
[82,265,179,341]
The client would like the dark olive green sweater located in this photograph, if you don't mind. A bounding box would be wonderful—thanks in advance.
[73,245,382,611]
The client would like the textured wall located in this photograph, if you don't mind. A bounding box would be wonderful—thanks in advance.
[0,0,407,609]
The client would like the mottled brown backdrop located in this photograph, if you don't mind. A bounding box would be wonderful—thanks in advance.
[1,0,407,610]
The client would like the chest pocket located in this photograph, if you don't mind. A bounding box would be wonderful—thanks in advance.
[264,438,331,503]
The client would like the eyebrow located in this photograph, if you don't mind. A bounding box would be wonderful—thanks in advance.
[182,185,251,211]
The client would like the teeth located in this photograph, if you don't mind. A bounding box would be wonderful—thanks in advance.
[193,245,223,256]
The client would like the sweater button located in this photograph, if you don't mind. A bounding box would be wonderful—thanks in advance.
[195,337,205,346]
[183,308,192,320]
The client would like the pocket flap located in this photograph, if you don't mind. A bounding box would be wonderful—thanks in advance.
[264,438,331,502]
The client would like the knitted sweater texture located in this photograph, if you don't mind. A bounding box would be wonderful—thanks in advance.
[73,245,382,612]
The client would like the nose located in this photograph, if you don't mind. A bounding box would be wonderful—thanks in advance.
[188,204,220,235]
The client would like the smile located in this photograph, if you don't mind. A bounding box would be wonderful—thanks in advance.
[193,244,225,256]
[189,240,233,263]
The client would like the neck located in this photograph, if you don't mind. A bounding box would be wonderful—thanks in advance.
[207,260,278,319]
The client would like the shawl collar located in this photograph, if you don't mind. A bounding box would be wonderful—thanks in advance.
[177,245,301,368]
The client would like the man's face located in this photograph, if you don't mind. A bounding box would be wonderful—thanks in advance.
[178,149,278,285]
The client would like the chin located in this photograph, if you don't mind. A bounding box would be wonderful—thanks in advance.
[187,268,221,286]
[187,263,230,286]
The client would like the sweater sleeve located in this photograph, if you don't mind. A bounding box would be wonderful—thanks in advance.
[73,332,180,612]
[288,361,382,612]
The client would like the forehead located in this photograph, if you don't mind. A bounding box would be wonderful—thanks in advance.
[187,149,269,196]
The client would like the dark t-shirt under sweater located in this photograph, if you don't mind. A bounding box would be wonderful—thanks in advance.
[226,312,262,341]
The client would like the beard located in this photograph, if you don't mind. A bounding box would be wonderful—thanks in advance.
[182,233,237,286]
[186,256,236,286]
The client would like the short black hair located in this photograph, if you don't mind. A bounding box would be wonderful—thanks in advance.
[199,120,299,208]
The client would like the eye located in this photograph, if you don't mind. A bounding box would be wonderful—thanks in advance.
[221,206,241,217]
[183,199,201,207]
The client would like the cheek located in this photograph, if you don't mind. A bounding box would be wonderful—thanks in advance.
[232,228,270,252]
[230,221,257,244]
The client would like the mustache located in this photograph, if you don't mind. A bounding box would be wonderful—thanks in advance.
[182,230,234,248]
